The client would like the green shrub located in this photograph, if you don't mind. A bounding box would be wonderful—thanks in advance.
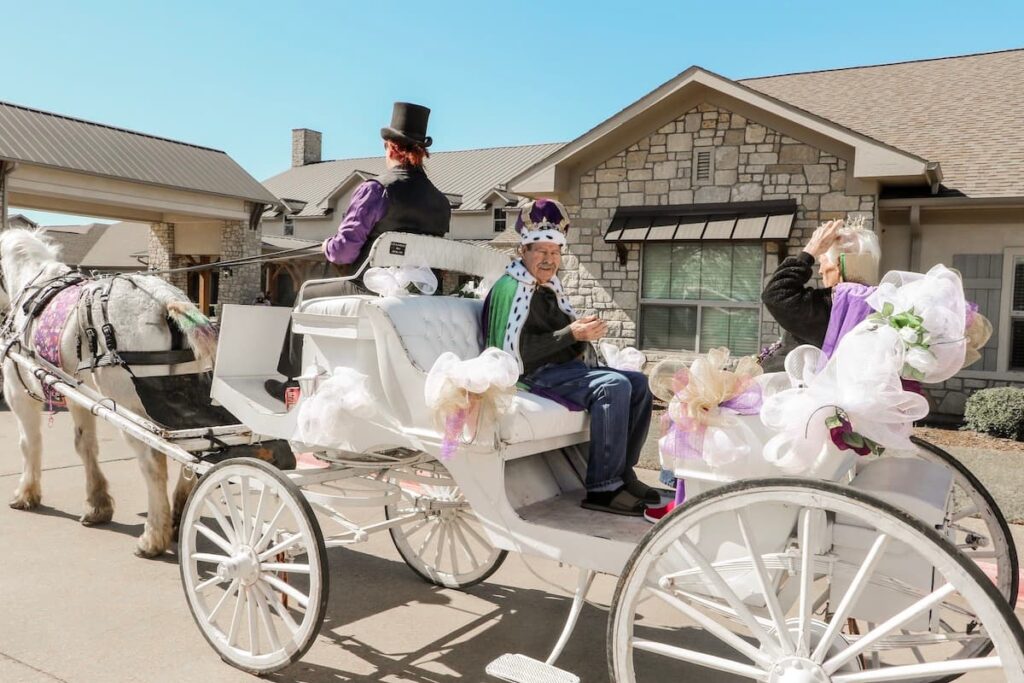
[963,387,1024,440]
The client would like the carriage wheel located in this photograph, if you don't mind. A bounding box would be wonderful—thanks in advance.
[910,436,1019,610]
[608,478,1024,683]
[178,459,328,674]
[385,460,507,589]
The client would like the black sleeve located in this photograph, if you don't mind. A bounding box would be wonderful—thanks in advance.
[518,325,581,369]
[761,251,832,348]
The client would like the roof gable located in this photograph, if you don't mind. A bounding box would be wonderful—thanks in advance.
[508,67,933,198]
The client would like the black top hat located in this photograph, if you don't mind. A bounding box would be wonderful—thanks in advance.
[381,102,433,148]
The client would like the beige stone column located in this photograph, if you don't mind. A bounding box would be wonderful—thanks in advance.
[147,222,188,291]
[216,219,262,306]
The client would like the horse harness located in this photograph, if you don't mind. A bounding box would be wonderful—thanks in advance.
[1,272,197,405]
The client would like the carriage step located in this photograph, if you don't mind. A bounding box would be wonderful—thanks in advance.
[486,654,580,683]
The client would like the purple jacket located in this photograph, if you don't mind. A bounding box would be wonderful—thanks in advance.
[323,180,389,265]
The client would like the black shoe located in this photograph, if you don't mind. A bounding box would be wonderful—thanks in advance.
[265,378,298,402]
[625,479,672,505]
[581,486,646,516]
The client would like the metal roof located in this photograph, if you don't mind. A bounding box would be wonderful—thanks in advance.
[742,49,1024,198]
[262,142,565,217]
[0,100,278,205]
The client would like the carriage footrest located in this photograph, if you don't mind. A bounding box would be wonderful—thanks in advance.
[486,654,579,683]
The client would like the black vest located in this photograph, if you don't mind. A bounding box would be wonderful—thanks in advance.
[354,165,452,268]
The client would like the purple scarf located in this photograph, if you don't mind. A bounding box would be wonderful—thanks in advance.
[821,282,877,359]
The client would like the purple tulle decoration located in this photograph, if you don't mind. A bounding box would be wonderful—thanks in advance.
[966,301,980,327]
[440,407,469,460]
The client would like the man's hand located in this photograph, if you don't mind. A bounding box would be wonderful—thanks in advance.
[803,219,843,260]
[571,315,608,342]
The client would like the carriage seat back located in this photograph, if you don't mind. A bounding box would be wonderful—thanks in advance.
[373,295,484,372]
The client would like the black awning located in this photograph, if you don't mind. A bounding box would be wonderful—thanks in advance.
[603,199,797,243]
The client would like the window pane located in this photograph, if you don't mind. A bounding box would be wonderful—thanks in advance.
[700,245,733,300]
[669,306,698,350]
[1014,260,1024,312]
[643,244,672,299]
[1012,319,1024,370]
[670,244,702,299]
[699,307,759,356]
[731,244,763,302]
[641,305,697,351]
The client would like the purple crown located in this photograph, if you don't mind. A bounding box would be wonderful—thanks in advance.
[515,198,571,240]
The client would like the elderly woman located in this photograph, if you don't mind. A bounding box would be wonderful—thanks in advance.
[268,102,451,400]
[761,217,881,359]
[482,199,659,516]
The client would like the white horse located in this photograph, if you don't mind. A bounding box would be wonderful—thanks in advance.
[0,228,218,557]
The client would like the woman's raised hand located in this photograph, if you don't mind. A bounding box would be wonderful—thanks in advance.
[803,219,844,260]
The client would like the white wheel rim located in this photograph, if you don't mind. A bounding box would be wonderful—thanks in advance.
[180,463,324,673]
[387,462,503,588]
[610,482,1024,683]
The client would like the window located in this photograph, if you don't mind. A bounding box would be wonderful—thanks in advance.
[640,243,763,355]
[283,217,294,236]
[493,206,507,233]
[1010,256,1024,370]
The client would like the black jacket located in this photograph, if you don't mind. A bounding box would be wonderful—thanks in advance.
[519,287,586,376]
[761,251,833,348]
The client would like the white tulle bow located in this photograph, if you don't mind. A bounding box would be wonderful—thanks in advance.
[363,265,438,297]
[296,367,379,448]
[600,342,646,372]
[424,348,520,458]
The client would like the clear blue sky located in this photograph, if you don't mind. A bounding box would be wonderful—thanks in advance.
[4,0,1022,224]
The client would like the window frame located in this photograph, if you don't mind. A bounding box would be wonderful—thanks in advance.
[638,240,763,354]
[492,205,507,233]
[1002,248,1024,372]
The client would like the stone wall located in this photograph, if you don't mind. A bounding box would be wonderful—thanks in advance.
[567,103,877,355]
[217,220,262,307]
[147,223,187,291]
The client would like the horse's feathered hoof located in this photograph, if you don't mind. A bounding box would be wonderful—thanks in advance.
[9,488,41,510]
[135,528,171,558]
[80,501,114,526]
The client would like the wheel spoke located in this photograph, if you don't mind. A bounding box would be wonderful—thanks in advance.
[259,533,304,562]
[676,538,783,657]
[416,518,441,557]
[813,533,890,662]
[227,581,246,647]
[651,587,772,667]
[256,582,301,637]
[249,485,271,546]
[207,578,240,624]
[736,510,795,654]
[195,522,234,556]
[832,656,1002,683]
[203,498,237,546]
[963,550,999,560]
[951,504,980,523]
[797,508,817,656]
[396,515,431,540]
[632,638,766,680]
[247,585,260,655]
[254,500,287,554]
[196,574,227,593]
[455,512,491,550]
[262,573,310,609]
[824,584,957,674]
[452,518,483,570]
[447,521,460,576]
[239,475,251,546]
[252,583,282,653]
[261,562,311,574]
[220,481,242,543]
[192,552,230,564]
[433,520,448,571]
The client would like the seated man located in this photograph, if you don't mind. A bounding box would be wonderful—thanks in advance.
[482,199,657,516]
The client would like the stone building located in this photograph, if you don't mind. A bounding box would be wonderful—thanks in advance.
[507,50,1024,415]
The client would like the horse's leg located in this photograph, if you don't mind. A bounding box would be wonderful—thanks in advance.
[127,436,172,558]
[171,465,195,535]
[68,403,114,525]
[6,371,44,510]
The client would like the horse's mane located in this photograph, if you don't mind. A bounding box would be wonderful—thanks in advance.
[0,228,62,265]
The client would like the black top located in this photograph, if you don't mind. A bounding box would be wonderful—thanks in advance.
[520,287,586,376]
[353,165,451,268]
[761,251,833,348]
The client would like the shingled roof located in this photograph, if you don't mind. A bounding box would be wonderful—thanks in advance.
[742,48,1024,198]
[0,101,278,204]
[263,142,565,217]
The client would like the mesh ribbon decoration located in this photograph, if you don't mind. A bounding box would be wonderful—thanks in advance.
[296,367,379,449]
[657,348,764,470]
[599,342,646,372]
[424,348,520,459]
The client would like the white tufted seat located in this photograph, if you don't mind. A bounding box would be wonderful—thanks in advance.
[370,296,588,445]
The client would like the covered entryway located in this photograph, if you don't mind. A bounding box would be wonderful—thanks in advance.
[0,100,280,312]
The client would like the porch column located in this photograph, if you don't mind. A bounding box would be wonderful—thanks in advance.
[217,219,262,306]
[147,222,188,291]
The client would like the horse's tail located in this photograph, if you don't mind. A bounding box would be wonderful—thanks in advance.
[165,300,218,369]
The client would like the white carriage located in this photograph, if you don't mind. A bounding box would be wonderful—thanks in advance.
[10,234,1023,682]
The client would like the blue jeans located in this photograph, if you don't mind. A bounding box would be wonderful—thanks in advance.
[526,360,653,492]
